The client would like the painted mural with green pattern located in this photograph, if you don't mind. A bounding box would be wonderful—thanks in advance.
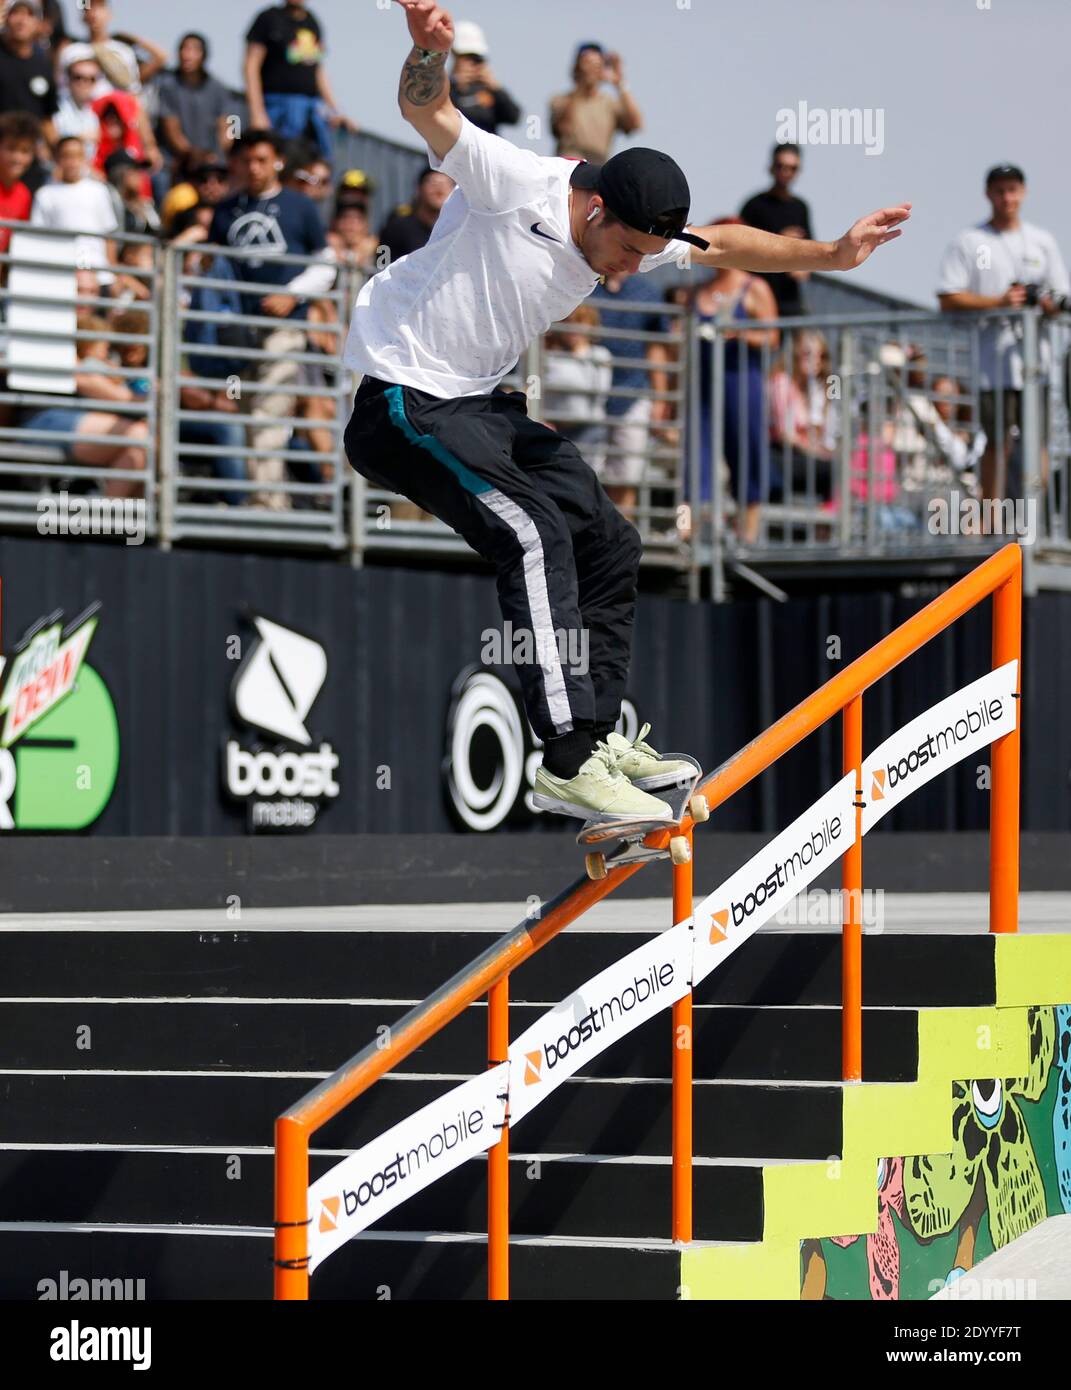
[801,1003,1071,1299]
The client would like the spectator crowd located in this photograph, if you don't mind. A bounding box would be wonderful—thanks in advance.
[0,0,1065,542]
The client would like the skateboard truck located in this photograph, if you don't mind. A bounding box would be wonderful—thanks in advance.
[576,756,709,881]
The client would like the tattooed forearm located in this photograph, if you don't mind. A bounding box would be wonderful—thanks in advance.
[400,48,447,108]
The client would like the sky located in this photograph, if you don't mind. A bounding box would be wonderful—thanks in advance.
[129,0,1070,304]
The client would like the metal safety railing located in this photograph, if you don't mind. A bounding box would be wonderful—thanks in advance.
[0,217,1062,592]
[160,239,357,550]
[273,541,1022,1300]
[0,218,159,531]
[697,305,1068,598]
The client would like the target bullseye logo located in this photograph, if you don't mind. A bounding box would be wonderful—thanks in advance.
[443,667,525,831]
[443,664,643,832]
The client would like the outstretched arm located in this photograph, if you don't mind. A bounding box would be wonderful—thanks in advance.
[689,204,912,273]
[394,1,461,160]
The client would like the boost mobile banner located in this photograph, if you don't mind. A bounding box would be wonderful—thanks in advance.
[306,1064,508,1273]
[506,925,692,1126]
[692,772,857,986]
[860,660,1018,834]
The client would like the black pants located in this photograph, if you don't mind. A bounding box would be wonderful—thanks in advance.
[344,376,642,742]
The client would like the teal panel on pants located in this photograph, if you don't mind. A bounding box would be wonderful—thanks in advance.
[384,385,494,496]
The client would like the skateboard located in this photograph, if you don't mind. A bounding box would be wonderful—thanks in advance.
[577,755,709,881]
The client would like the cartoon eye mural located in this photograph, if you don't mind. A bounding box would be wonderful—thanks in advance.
[970,1078,1003,1130]
[904,1006,1055,1254]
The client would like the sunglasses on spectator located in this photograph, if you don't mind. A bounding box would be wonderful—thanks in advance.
[295,170,329,187]
[70,70,98,82]
[774,160,799,172]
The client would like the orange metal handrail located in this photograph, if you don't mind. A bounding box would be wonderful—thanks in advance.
[274,542,1022,1298]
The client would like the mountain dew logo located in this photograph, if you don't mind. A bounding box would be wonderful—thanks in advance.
[0,604,120,830]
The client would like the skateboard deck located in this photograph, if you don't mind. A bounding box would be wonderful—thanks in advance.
[577,756,706,879]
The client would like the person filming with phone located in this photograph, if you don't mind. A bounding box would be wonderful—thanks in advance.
[550,40,642,165]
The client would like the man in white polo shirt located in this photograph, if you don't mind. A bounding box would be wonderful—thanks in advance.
[344,0,910,824]
[938,163,1070,505]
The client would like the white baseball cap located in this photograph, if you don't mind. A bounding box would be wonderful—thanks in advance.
[452,20,488,58]
[61,42,99,69]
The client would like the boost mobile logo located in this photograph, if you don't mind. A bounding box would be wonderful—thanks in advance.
[537,962,676,1072]
[225,614,340,829]
[728,815,843,928]
[337,1107,487,1215]
[234,616,326,745]
[879,697,1005,794]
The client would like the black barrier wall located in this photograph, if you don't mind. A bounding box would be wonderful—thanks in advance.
[0,535,1067,836]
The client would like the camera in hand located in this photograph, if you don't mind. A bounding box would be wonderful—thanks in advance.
[1014,282,1071,311]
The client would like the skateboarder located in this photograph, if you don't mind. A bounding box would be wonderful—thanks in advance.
[344,0,910,824]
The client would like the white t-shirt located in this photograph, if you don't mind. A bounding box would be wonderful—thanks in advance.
[53,99,102,161]
[343,115,689,398]
[31,178,119,271]
[937,219,1070,388]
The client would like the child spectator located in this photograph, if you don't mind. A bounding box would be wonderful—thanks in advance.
[160,150,228,234]
[31,134,117,280]
[20,310,148,498]
[54,46,102,159]
[92,88,160,188]
[108,236,153,303]
[768,330,837,502]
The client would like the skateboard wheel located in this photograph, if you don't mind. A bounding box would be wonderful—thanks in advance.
[585,852,608,881]
[669,835,691,866]
[690,795,710,823]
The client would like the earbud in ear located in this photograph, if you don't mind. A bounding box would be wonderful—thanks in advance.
[586,207,600,223]
[274,161,284,172]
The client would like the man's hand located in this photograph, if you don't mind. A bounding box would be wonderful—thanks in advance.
[1002,283,1029,308]
[604,52,624,85]
[830,204,912,270]
[394,0,454,52]
[261,293,297,318]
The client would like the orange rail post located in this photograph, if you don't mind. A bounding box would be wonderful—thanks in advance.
[842,695,864,1082]
[990,552,1022,934]
[671,830,694,1243]
[487,975,510,1299]
[274,1115,310,1299]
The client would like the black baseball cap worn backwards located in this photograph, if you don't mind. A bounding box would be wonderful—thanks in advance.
[570,147,710,250]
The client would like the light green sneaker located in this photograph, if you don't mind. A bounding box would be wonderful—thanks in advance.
[533,743,674,823]
[605,723,697,792]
